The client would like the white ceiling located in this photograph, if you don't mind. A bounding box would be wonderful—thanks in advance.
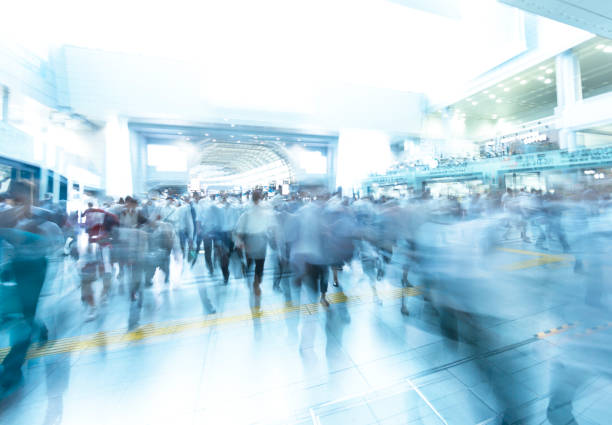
[500,0,612,38]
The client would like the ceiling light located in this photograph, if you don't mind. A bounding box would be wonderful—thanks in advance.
[472,101,478,106]
[297,138,302,141]
[253,136,258,139]
[489,94,496,99]
[276,137,280,141]
[205,133,209,136]
[520,80,527,85]
[230,124,235,127]
[186,137,190,140]
[230,135,234,138]
[467,98,472,102]
[178,131,183,135]
[605,46,612,53]
[212,139,216,142]
[514,77,521,81]
[223,118,228,121]
[545,69,553,74]
[596,44,605,50]
[483,90,489,94]
[504,87,510,92]
[544,78,552,84]
[537,76,544,81]
[498,84,504,88]
[496,99,502,103]
[260,141,264,144]
[492,114,498,119]
[237,140,241,143]
[539,66,546,70]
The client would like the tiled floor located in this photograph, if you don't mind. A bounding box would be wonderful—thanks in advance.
[0,241,611,424]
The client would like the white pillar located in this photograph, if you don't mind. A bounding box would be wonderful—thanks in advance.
[555,51,582,151]
[336,129,391,194]
[104,116,133,198]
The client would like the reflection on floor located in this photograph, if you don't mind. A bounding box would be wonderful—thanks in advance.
[0,242,610,425]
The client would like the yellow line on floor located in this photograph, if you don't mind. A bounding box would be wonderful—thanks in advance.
[497,247,574,271]
[0,287,422,361]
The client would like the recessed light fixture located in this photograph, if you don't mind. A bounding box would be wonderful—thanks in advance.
[544,78,552,84]
[223,118,228,121]
[520,80,527,85]
[237,140,241,143]
[260,141,264,144]
[484,90,489,94]
[212,139,216,142]
[545,69,553,74]
[498,84,504,88]
[514,77,521,81]
[276,137,280,141]
[230,135,234,138]
[538,76,544,81]
[489,94,496,99]
[539,66,546,70]
[178,131,183,135]
[467,98,472,102]
[504,87,510,92]
[496,99,502,103]
[492,114,498,119]
[597,44,605,50]
[605,46,612,53]
[297,138,302,142]
[472,101,478,106]
[230,124,235,127]
[186,137,190,140]
[205,133,209,136]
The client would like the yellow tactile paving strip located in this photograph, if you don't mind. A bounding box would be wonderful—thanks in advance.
[0,286,422,361]
[497,247,574,271]
[0,247,577,361]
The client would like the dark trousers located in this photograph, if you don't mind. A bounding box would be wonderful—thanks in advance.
[305,263,328,295]
[214,232,234,282]
[194,233,214,273]
[1,257,47,386]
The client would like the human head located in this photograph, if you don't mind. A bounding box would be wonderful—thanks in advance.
[3,180,34,207]
[252,189,263,204]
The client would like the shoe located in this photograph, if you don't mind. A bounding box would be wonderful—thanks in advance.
[320,296,330,308]
[39,325,49,345]
[401,306,410,316]
[253,284,262,296]
[85,306,97,322]
[333,280,339,287]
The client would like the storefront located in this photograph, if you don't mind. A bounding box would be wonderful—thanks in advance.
[503,171,546,192]
[0,155,41,201]
[422,175,485,198]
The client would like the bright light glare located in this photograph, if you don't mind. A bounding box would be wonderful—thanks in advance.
[290,147,327,174]
[147,144,188,172]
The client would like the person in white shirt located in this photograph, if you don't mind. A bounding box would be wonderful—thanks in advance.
[193,195,218,273]
[235,189,274,302]
[215,194,240,284]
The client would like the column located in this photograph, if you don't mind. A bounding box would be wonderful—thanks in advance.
[104,116,133,198]
[336,129,391,194]
[1,86,8,122]
[326,144,338,193]
[555,51,582,151]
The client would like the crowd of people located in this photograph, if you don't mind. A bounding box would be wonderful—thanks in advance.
[0,179,611,423]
